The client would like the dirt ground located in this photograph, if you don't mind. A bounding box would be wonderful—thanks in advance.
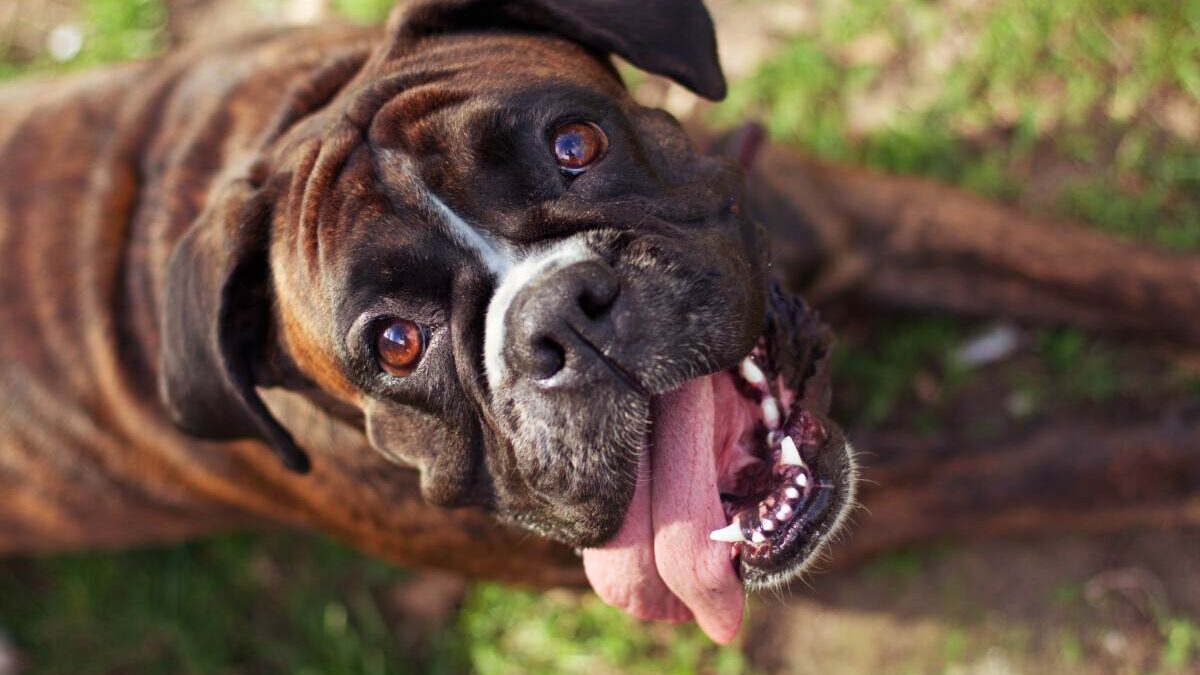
[743,530,1200,674]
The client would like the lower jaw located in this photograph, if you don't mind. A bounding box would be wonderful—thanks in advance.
[709,352,848,581]
[739,477,837,578]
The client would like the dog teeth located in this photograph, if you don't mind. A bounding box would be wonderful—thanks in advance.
[780,436,804,467]
[762,397,780,429]
[709,520,746,543]
[796,472,809,488]
[751,531,766,544]
[785,486,800,500]
[761,517,776,532]
[776,504,793,520]
[739,358,766,385]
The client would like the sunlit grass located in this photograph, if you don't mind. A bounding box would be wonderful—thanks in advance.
[331,0,395,26]
[453,585,747,675]
[713,0,1200,251]
[712,0,1198,428]
[0,0,165,81]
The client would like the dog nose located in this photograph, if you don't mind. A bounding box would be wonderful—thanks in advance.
[508,259,621,382]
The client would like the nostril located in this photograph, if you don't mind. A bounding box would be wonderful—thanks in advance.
[530,336,567,380]
[511,260,621,384]
[578,276,620,321]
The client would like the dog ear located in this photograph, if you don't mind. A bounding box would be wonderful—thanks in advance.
[394,0,726,99]
[158,176,311,473]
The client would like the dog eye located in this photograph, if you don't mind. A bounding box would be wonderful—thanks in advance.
[551,122,607,172]
[375,318,426,377]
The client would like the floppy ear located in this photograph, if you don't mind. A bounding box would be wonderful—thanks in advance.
[396,0,727,99]
[159,176,311,473]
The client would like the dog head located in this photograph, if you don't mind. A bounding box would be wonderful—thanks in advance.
[159,0,857,640]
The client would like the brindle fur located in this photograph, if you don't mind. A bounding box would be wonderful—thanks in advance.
[0,0,784,588]
[0,23,598,585]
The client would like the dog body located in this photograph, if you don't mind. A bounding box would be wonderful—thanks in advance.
[0,24,587,582]
[0,0,854,640]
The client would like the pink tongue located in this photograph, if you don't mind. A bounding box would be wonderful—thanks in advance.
[582,376,745,643]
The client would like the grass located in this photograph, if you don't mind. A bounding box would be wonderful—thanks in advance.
[0,535,745,675]
[713,0,1200,251]
[1058,631,1085,666]
[0,535,410,675]
[1,0,1198,673]
[940,627,971,664]
[712,0,1198,428]
[1033,328,1126,404]
[1160,617,1200,671]
[831,317,969,429]
[330,0,395,26]
[861,545,958,596]
[454,586,746,675]
[0,0,164,81]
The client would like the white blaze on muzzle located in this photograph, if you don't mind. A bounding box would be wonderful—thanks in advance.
[422,179,599,390]
[481,237,595,389]
[427,193,513,277]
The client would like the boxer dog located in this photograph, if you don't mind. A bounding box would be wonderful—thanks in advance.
[0,0,856,642]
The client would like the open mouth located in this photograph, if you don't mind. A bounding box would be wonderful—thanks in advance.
[582,288,856,643]
[709,346,842,575]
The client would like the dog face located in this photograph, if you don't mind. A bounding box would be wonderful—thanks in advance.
[159,0,856,640]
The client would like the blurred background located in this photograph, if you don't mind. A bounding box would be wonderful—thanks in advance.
[1,0,1197,673]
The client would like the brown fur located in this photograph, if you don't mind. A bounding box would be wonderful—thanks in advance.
[0,25,585,586]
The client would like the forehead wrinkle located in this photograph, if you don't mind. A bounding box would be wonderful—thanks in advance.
[367,83,471,150]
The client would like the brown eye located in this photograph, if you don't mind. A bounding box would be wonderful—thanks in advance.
[551,121,607,171]
[375,319,426,377]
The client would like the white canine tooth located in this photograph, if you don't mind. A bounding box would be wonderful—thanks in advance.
[709,520,746,543]
[780,436,804,467]
[784,487,800,500]
[762,397,781,429]
[740,358,767,385]
[751,531,766,544]
[776,504,793,520]
[796,472,809,488]
[762,518,775,532]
